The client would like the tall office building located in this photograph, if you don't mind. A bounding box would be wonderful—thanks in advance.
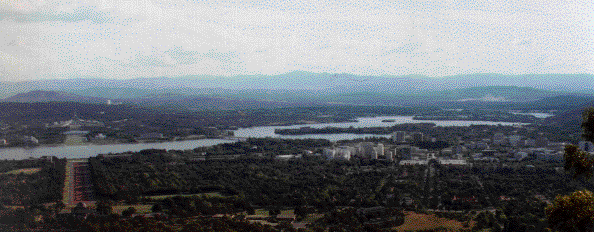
[360,142,376,159]
[392,131,406,143]
[323,148,335,159]
[411,132,424,142]
[396,146,412,160]
[386,151,394,161]
[376,143,385,157]
[580,141,594,152]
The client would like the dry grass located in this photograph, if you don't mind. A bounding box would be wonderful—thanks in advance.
[392,212,465,232]
[301,213,324,224]
[2,168,41,175]
[112,204,153,214]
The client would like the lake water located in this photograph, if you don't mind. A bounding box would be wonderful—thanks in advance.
[0,115,525,160]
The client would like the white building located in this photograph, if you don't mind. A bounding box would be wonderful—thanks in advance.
[392,131,406,143]
[515,152,528,160]
[360,142,376,159]
[411,132,424,142]
[335,146,353,161]
[386,151,394,161]
[95,133,107,140]
[323,148,336,159]
[23,136,39,144]
[375,143,385,157]
[525,139,536,147]
[509,135,523,147]
[493,133,507,146]
[579,141,594,153]
[469,142,489,150]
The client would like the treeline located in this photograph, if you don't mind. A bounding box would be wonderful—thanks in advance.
[152,195,252,217]
[0,102,431,129]
[275,123,437,135]
[89,145,405,210]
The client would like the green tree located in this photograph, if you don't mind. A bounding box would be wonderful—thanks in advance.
[96,200,114,215]
[122,206,137,217]
[546,107,594,231]
[152,204,163,213]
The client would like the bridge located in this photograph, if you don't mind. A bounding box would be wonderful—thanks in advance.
[221,137,249,142]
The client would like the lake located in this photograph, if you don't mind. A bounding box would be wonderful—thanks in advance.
[0,115,525,160]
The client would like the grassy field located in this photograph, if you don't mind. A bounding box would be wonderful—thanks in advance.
[300,213,324,223]
[63,135,86,146]
[2,168,41,175]
[392,212,467,232]
[113,204,153,214]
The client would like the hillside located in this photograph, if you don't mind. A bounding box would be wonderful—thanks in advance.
[2,90,108,104]
[2,72,594,99]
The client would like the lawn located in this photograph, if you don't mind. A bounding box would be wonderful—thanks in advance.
[392,212,466,232]
[2,168,41,175]
[300,213,324,224]
[113,204,153,214]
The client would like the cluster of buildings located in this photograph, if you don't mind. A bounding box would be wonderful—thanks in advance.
[391,131,424,143]
[320,129,591,165]
[46,114,104,130]
[323,142,395,161]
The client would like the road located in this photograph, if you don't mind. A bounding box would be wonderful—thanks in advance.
[63,160,95,206]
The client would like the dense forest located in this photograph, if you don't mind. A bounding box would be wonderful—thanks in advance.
[0,158,67,205]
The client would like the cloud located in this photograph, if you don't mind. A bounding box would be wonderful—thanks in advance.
[0,0,592,80]
[0,1,113,23]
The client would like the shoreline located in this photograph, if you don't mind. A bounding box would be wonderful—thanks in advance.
[0,136,230,150]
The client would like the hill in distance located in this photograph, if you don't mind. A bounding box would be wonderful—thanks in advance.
[2,72,594,99]
[1,90,108,104]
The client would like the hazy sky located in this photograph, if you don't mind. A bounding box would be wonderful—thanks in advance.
[1,0,593,81]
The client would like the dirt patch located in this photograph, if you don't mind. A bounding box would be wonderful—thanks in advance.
[2,168,41,175]
[392,212,465,231]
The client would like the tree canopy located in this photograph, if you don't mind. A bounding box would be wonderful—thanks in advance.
[546,107,594,231]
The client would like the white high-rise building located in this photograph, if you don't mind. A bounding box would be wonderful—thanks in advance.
[392,131,406,143]
[411,132,424,142]
[509,135,523,147]
[580,141,594,153]
[371,150,378,159]
[387,151,394,161]
[376,143,385,157]
[360,142,375,159]
[336,146,353,160]
[323,148,335,160]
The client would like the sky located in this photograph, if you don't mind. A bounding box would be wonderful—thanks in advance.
[1,0,593,81]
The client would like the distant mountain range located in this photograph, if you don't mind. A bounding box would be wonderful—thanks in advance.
[4,89,594,130]
[1,90,106,104]
[3,72,594,125]
[2,72,594,99]
[0,90,315,111]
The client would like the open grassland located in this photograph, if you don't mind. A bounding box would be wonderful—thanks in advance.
[113,204,153,214]
[392,212,466,232]
[300,213,324,223]
[63,135,87,146]
[2,168,41,175]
